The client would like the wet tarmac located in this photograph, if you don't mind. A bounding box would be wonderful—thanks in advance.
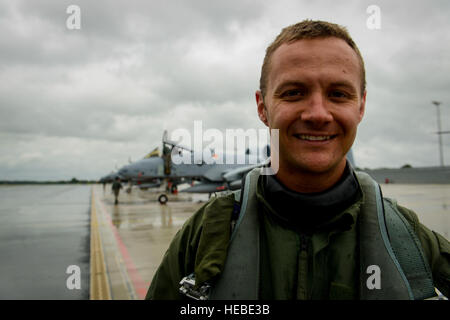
[0,185,91,299]
[0,182,448,300]
[91,185,207,299]
[379,183,449,238]
[93,183,449,300]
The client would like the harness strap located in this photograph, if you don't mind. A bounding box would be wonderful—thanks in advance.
[357,172,413,299]
[356,172,436,299]
[383,198,436,299]
[209,169,260,299]
[205,169,436,300]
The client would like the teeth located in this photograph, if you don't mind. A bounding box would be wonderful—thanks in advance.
[298,135,332,141]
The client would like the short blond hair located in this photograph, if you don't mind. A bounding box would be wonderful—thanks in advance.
[260,20,366,98]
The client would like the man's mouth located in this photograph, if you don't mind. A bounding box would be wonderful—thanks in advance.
[293,134,337,141]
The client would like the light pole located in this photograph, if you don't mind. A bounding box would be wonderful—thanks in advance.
[432,101,444,167]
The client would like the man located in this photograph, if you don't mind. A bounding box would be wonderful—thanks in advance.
[146,20,449,299]
[111,177,122,205]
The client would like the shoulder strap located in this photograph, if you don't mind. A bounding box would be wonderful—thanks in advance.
[357,171,413,299]
[209,168,261,299]
[383,198,436,299]
[356,171,435,300]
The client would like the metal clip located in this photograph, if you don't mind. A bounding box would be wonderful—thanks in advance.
[424,288,448,300]
[179,273,211,300]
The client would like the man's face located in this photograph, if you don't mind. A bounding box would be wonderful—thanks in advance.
[257,37,366,176]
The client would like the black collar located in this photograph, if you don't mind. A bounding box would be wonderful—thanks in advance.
[261,162,361,233]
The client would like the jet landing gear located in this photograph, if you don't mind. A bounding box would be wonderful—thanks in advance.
[158,194,168,205]
[159,180,179,204]
[158,185,178,204]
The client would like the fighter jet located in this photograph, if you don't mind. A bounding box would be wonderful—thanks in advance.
[120,147,165,193]
[118,131,270,203]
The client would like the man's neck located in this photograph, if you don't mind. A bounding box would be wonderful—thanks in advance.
[274,159,347,193]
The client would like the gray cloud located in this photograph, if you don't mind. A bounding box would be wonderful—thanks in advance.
[0,0,449,180]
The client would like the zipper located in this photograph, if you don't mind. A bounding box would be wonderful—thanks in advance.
[297,233,310,300]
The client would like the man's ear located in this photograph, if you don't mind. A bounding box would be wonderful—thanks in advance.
[256,90,269,127]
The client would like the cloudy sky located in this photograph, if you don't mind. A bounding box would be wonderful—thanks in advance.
[0,0,449,180]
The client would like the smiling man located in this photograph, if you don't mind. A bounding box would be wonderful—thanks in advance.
[256,36,365,193]
[146,20,449,300]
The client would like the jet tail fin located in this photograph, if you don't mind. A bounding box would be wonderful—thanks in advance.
[143,147,160,158]
[162,130,193,153]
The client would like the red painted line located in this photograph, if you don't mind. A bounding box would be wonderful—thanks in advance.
[97,196,148,299]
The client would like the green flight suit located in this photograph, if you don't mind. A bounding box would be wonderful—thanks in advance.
[146,175,450,300]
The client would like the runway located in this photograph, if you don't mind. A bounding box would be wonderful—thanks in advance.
[0,185,91,299]
[380,183,449,238]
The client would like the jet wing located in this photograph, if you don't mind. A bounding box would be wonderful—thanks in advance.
[180,182,227,193]
[137,182,162,189]
[222,162,265,183]
[203,165,230,181]
[182,162,267,193]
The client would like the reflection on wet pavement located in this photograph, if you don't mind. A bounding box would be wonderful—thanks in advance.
[107,190,202,231]
[0,185,91,299]
[96,185,208,299]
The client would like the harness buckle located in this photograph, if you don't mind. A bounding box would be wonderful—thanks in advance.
[424,288,448,300]
[179,273,211,300]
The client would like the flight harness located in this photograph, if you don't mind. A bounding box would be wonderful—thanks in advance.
[179,168,437,300]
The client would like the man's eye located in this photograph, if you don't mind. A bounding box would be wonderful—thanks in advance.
[282,90,304,99]
[329,91,347,98]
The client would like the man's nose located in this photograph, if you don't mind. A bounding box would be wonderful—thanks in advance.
[300,93,333,126]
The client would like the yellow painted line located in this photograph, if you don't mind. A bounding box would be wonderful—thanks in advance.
[90,187,112,300]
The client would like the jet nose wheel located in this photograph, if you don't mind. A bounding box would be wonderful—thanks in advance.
[158,194,168,205]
